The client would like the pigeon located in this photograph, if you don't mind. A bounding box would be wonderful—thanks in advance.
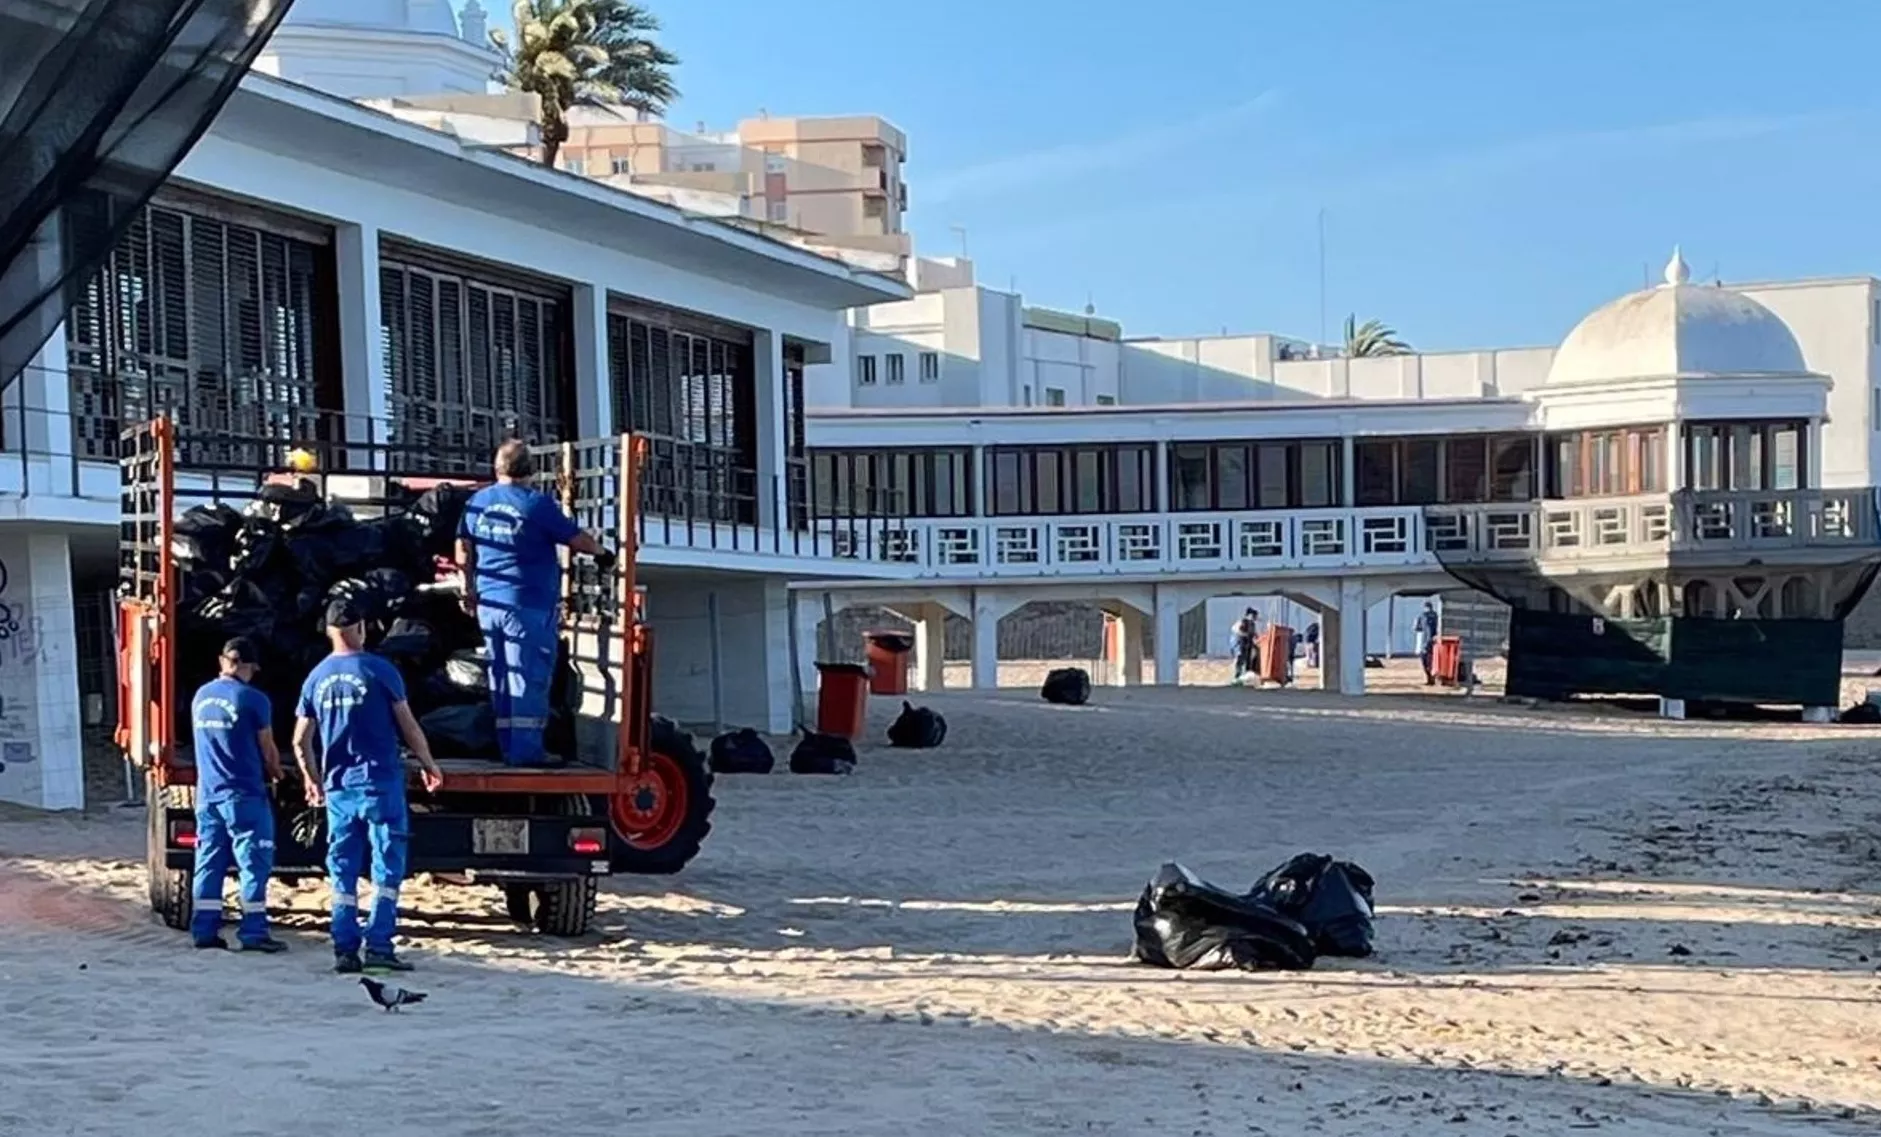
[358,976,427,1012]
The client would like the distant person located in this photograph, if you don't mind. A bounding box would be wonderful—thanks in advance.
[1230,607,1261,682]
[1413,600,1441,686]
[295,599,445,974]
[187,637,287,954]
[1304,621,1321,670]
[457,439,615,767]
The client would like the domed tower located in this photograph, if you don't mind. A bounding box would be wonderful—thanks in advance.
[1460,250,1876,718]
[255,0,502,99]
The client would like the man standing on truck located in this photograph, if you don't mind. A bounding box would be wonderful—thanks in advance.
[456,439,615,768]
[294,598,446,974]
[188,637,288,954]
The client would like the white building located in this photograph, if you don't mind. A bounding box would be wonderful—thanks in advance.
[0,71,909,812]
[255,0,500,99]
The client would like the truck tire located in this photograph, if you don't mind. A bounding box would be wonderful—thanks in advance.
[524,794,598,937]
[146,775,196,932]
[607,722,715,876]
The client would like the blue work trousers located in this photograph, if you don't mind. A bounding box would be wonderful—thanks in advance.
[478,602,557,766]
[190,794,276,946]
[325,783,410,957]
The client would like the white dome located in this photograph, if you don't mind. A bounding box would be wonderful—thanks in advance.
[1546,248,1808,386]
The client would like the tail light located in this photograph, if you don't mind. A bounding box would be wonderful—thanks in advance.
[569,827,606,855]
[168,820,197,848]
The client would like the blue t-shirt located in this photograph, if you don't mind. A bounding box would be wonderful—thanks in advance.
[191,676,272,803]
[297,652,409,791]
[459,483,580,612]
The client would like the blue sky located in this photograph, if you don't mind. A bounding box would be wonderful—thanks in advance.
[638,0,1881,351]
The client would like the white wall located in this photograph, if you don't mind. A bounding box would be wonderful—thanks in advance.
[1024,327,1120,406]
[0,532,82,811]
[1120,336,1276,403]
[643,574,793,734]
[1735,280,1878,489]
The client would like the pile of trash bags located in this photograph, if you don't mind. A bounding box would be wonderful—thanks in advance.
[165,480,582,760]
[886,701,947,748]
[1041,667,1092,706]
[1131,853,1377,972]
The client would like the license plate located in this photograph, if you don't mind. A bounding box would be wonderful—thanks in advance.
[472,818,529,855]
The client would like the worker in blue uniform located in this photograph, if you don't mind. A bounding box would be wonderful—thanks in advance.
[188,636,287,953]
[456,439,614,767]
[294,598,445,974]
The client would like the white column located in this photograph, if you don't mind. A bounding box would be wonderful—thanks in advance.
[1154,440,1170,511]
[20,331,74,497]
[1331,578,1367,695]
[570,283,612,437]
[911,601,948,692]
[972,443,989,516]
[1668,423,1686,491]
[1111,608,1145,686]
[753,331,787,534]
[1152,584,1181,685]
[1340,435,1357,506]
[31,534,81,810]
[334,224,387,464]
[970,588,1004,689]
[792,589,823,724]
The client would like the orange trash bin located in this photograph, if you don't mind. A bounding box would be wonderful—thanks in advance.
[815,662,871,740]
[863,631,915,696]
[1257,625,1294,685]
[1431,635,1463,686]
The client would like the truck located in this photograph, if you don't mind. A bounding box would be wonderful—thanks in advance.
[117,418,716,937]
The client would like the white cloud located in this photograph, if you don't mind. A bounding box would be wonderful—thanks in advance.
[922,90,1284,207]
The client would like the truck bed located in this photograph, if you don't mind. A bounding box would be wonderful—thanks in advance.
[163,745,628,795]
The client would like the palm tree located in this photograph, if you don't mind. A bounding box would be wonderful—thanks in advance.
[1343,314,1411,357]
[492,0,680,168]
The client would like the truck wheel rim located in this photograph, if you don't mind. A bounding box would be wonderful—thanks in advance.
[612,752,688,850]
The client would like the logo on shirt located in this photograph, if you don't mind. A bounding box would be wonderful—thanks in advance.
[194,695,240,732]
[314,671,372,713]
[474,502,527,543]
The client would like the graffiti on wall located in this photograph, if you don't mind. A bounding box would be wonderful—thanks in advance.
[0,555,37,778]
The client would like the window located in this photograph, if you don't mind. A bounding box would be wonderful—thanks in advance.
[1544,426,1666,496]
[857,355,877,385]
[918,351,940,382]
[562,156,586,174]
[1680,420,1808,491]
[985,446,1157,515]
[864,197,886,220]
[1095,394,1117,405]
[1355,441,1397,506]
[861,143,886,168]
[1044,387,1066,406]
[610,156,632,175]
[808,448,974,517]
[1171,444,1212,510]
[767,200,788,222]
[885,353,905,385]
[1167,441,1344,510]
[1298,442,1338,507]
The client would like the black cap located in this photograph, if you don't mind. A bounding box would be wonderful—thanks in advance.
[325,597,364,629]
[221,637,260,666]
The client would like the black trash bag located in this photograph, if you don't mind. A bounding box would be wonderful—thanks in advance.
[548,637,582,717]
[412,484,476,558]
[193,580,278,643]
[420,703,498,760]
[375,618,439,668]
[789,730,857,775]
[171,504,242,569]
[1246,853,1377,959]
[245,479,323,529]
[400,588,485,652]
[1839,701,1881,724]
[180,569,228,610]
[426,647,490,703]
[325,570,410,625]
[1041,667,1092,706]
[1131,863,1316,972]
[886,700,948,749]
[229,520,285,577]
[709,727,775,774]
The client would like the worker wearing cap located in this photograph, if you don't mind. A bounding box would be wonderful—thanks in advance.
[187,637,287,953]
[294,598,445,974]
[456,439,614,767]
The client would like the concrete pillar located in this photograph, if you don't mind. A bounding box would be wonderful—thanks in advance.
[970,590,1002,689]
[1106,609,1145,686]
[1667,424,1684,493]
[1152,584,1181,685]
[570,283,612,437]
[334,224,388,464]
[1658,697,1686,720]
[792,588,824,721]
[1801,705,1835,724]
[753,331,787,532]
[910,601,948,692]
[1153,439,1170,511]
[0,533,82,810]
[972,443,988,516]
[1322,578,1367,695]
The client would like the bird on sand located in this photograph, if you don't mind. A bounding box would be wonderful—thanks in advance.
[359,975,428,1012]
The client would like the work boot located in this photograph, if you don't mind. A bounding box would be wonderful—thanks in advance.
[192,936,229,951]
[363,950,415,973]
[332,952,363,974]
[239,937,289,954]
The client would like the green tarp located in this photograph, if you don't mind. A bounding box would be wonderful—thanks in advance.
[1505,611,1844,706]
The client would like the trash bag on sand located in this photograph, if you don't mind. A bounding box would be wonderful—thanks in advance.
[1131,863,1316,972]
[789,730,856,775]
[420,703,498,760]
[709,727,774,774]
[1246,853,1377,958]
[1040,667,1091,706]
[886,701,947,748]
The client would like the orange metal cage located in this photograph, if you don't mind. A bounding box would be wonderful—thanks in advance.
[116,418,655,796]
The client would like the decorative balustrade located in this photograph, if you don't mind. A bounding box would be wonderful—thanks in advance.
[811,488,1879,578]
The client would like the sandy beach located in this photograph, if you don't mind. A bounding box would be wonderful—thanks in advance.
[4,664,1879,1137]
